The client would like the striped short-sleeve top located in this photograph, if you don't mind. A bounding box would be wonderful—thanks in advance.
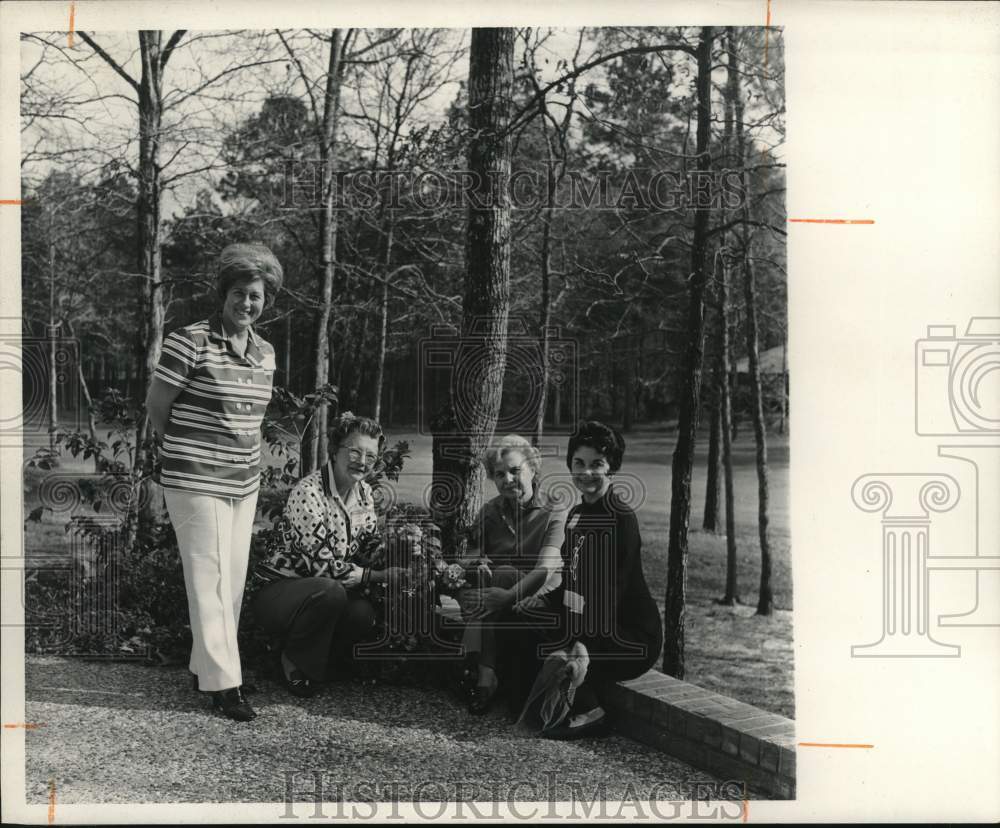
[153,313,276,498]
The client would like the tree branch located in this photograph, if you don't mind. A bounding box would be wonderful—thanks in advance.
[77,32,139,93]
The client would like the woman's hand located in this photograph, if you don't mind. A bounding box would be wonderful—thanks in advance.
[513,594,545,614]
[473,587,515,619]
[341,564,365,589]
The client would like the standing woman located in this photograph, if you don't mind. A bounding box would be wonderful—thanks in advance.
[146,243,283,722]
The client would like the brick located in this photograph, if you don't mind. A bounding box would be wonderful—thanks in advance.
[725,715,780,732]
[667,704,689,736]
[602,683,633,712]
[760,741,780,772]
[773,776,796,800]
[678,699,732,718]
[721,725,741,757]
[621,671,670,690]
[716,708,772,724]
[742,721,796,738]
[632,690,659,723]
[739,733,762,765]
[769,731,798,749]
[700,719,722,749]
[686,714,708,742]
[778,747,796,778]
[650,684,713,703]
[644,698,671,730]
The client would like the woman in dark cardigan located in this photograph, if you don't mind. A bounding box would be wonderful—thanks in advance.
[502,420,663,739]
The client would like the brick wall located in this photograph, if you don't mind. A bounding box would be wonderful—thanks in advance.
[602,671,796,799]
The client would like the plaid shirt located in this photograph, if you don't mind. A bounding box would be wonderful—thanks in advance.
[154,313,276,498]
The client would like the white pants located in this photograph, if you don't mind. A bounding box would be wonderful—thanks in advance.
[163,488,258,692]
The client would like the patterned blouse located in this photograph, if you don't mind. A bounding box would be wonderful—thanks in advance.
[255,461,380,582]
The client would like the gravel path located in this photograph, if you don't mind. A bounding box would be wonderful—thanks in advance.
[23,655,735,806]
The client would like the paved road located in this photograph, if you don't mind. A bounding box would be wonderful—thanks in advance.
[22,656,737,809]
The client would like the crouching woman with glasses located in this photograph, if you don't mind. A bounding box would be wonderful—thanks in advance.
[251,413,401,698]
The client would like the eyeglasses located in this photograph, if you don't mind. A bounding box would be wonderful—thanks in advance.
[341,446,379,465]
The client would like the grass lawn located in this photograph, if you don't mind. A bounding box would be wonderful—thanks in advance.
[20,422,793,719]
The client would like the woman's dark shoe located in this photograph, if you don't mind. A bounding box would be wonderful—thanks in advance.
[211,687,257,722]
[282,668,316,699]
[457,655,478,702]
[467,682,498,716]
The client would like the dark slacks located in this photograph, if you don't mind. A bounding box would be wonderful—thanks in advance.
[455,565,521,669]
[498,594,661,718]
[252,577,377,681]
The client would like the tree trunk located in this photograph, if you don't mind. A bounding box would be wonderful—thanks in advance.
[48,225,58,454]
[731,28,774,615]
[302,29,344,474]
[717,26,740,602]
[663,27,714,678]
[133,31,170,543]
[729,308,740,442]
[719,253,739,604]
[373,221,393,422]
[779,334,787,434]
[743,247,773,615]
[283,313,292,389]
[65,319,101,473]
[433,27,513,550]
[532,141,556,446]
[532,206,552,446]
[702,395,721,531]
[623,337,635,433]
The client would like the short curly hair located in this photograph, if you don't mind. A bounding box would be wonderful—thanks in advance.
[215,242,284,309]
[565,420,626,474]
[328,411,385,456]
[483,434,542,478]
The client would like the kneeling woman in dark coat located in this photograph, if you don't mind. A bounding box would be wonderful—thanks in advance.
[504,420,663,739]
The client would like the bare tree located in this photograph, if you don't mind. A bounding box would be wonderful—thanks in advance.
[277,29,352,473]
[731,28,775,615]
[432,27,514,553]
[663,26,714,679]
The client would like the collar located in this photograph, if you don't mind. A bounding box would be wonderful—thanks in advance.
[207,312,263,366]
[321,460,370,507]
[577,481,616,510]
[501,487,543,517]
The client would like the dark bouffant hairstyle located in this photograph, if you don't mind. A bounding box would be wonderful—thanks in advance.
[216,242,284,309]
[565,420,626,474]
[327,411,385,455]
